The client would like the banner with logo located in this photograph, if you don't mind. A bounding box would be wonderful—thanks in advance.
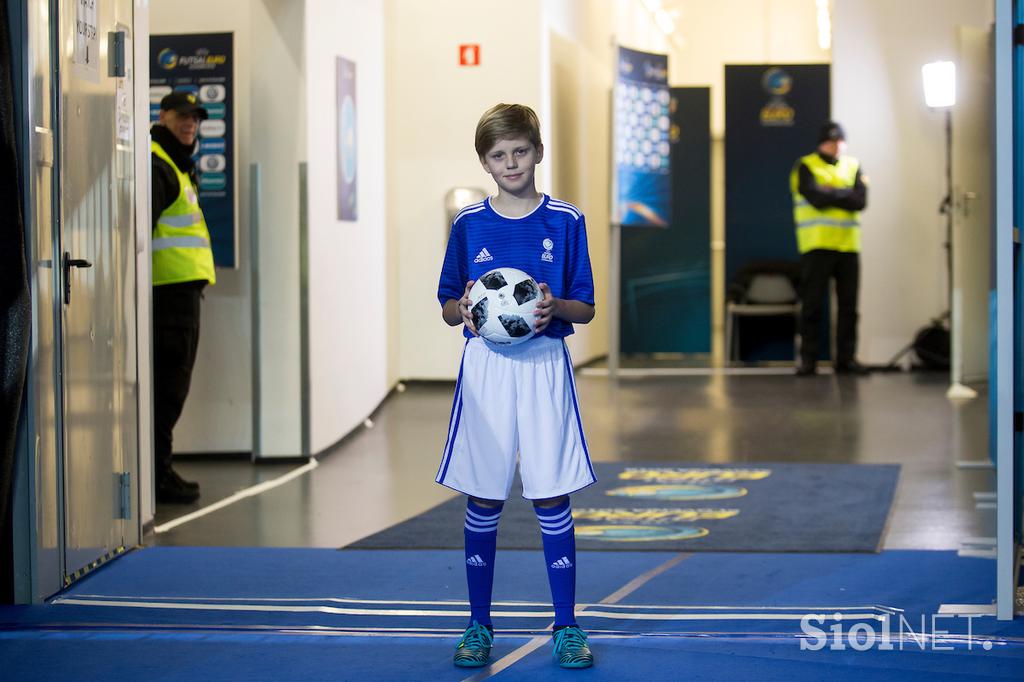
[613,46,671,227]
[150,32,236,268]
[724,64,830,359]
[621,87,711,353]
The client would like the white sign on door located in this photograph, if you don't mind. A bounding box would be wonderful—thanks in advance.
[74,0,99,70]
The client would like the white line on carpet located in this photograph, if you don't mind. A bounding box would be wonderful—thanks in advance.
[63,594,899,612]
[580,367,807,377]
[52,597,888,622]
[938,604,999,616]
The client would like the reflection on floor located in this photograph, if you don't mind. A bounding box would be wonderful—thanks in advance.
[151,371,993,551]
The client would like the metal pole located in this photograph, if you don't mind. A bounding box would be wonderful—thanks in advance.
[249,163,261,461]
[298,162,310,458]
[609,223,620,378]
[945,108,953,314]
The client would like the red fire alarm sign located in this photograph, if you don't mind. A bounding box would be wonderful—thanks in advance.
[459,44,480,66]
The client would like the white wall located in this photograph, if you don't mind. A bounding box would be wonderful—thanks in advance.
[149,0,388,458]
[542,2,628,365]
[149,0,253,453]
[250,0,306,456]
[149,0,308,456]
[304,0,389,453]
[833,0,993,364]
[655,0,829,137]
[387,0,544,380]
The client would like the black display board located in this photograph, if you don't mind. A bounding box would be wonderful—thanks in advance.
[725,64,830,360]
[150,32,236,268]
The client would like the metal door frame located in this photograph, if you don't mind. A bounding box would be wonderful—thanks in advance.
[995,0,1017,621]
[12,0,68,603]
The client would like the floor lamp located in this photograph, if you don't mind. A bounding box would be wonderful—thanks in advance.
[923,61,974,399]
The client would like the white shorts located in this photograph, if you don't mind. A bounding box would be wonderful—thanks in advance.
[435,335,597,501]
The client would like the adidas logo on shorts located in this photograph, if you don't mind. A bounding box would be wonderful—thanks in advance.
[550,556,573,569]
[467,554,487,567]
[474,248,494,263]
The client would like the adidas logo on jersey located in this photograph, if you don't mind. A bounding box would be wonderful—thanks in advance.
[550,556,573,569]
[467,554,487,567]
[474,248,494,263]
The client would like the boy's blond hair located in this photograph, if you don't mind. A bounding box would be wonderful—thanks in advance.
[474,104,543,158]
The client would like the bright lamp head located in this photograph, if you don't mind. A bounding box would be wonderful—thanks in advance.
[922,61,956,108]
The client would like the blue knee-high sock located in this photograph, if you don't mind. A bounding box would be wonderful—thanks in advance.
[464,499,503,627]
[535,499,577,627]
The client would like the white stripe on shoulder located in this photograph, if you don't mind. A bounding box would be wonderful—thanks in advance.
[453,202,487,224]
[548,198,581,212]
[546,199,582,220]
[547,204,582,221]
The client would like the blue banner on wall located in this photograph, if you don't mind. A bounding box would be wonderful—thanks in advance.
[621,88,711,354]
[150,32,236,268]
[725,64,830,360]
[614,46,671,228]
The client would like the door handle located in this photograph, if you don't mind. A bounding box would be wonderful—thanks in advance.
[63,251,92,305]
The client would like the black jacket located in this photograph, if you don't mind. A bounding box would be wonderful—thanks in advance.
[796,152,868,212]
[151,125,198,232]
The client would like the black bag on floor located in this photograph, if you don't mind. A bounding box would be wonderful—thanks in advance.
[912,323,950,370]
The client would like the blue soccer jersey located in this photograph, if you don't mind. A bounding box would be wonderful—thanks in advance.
[437,195,595,339]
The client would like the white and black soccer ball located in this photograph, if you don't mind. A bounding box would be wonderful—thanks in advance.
[469,267,541,346]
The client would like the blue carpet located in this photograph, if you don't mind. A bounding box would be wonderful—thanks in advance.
[348,462,901,552]
[1,547,1021,680]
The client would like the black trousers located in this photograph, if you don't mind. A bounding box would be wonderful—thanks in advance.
[153,282,204,479]
[799,250,859,366]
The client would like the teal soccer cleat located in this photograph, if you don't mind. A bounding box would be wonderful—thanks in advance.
[453,621,493,668]
[553,625,594,668]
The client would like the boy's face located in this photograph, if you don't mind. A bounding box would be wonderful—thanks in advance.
[480,136,543,196]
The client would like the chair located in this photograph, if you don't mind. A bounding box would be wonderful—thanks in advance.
[725,265,801,363]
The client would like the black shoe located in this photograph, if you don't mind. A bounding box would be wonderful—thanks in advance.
[169,468,200,491]
[156,474,201,504]
[795,363,817,376]
[834,360,870,375]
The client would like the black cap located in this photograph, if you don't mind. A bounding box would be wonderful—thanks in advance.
[160,91,209,120]
[818,120,845,144]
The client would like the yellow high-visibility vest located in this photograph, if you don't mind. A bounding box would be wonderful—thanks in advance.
[789,152,861,254]
[151,141,216,286]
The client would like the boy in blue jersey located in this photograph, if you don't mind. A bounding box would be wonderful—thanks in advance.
[437,104,596,669]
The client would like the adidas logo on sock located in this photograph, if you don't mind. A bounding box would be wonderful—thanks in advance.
[474,248,494,263]
[550,556,573,569]
[467,554,487,567]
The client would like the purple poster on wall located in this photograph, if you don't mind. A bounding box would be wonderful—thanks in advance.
[337,57,358,221]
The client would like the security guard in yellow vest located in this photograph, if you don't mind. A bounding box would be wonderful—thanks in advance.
[151,92,216,503]
[790,121,868,376]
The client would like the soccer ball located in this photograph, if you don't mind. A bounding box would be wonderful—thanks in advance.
[469,267,541,346]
